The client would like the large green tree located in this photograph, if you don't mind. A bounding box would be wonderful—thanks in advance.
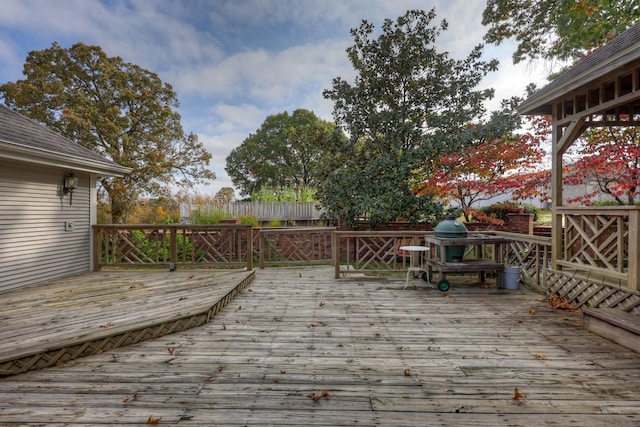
[0,42,215,223]
[482,0,640,64]
[319,9,500,227]
[225,108,341,198]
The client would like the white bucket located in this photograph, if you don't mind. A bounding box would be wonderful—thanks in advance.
[503,266,521,290]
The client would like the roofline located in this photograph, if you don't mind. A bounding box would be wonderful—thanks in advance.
[0,139,132,177]
[519,34,640,115]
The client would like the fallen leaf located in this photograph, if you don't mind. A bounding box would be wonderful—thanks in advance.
[146,415,162,424]
[535,353,547,360]
[308,322,319,327]
[512,387,527,400]
[529,309,536,315]
[179,296,188,301]
[222,323,227,330]
[99,322,114,329]
[545,293,577,311]
[404,369,411,376]
[299,273,302,278]
[319,302,325,307]
[280,370,287,374]
[123,396,130,403]
[152,333,163,339]
[167,347,174,355]
[443,293,450,298]
[308,392,322,401]
[321,390,331,399]
[217,366,225,372]
[273,378,280,383]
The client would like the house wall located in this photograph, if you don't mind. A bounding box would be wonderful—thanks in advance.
[0,159,92,292]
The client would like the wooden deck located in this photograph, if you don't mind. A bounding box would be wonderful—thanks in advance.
[0,269,254,376]
[1,266,640,425]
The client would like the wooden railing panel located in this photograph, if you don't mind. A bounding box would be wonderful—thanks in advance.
[93,225,253,270]
[333,231,427,278]
[556,206,639,291]
[258,228,334,268]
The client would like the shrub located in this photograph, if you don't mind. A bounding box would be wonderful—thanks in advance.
[239,215,259,226]
[191,208,226,224]
[474,202,539,223]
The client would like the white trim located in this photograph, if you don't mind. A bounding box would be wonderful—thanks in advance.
[0,139,131,177]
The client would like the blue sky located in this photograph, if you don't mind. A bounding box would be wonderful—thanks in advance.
[0,0,549,197]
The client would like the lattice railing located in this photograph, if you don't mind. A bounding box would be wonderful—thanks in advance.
[499,232,552,290]
[94,224,253,270]
[553,207,640,291]
[258,228,334,267]
[563,212,627,273]
[333,231,428,277]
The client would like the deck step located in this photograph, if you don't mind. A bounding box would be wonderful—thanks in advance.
[583,307,640,353]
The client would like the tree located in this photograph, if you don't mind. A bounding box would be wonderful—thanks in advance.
[482,0,640,64]
[564,126,640,205]
[0,42,215,223]
[225,109,340,198]
[213,187,236,206]
[415,109,550,221]
[319,9,499,227]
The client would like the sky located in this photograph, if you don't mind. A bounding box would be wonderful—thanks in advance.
[0,0,550,198]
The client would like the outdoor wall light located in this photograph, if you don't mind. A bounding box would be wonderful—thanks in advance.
[63,173,78,205]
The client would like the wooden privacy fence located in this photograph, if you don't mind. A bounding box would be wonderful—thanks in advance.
[93,224,254,270]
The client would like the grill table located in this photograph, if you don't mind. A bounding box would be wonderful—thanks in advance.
[424,234,510,291]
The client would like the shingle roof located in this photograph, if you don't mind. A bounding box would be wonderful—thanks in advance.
[0,104,130,175]
[519,22,640,115]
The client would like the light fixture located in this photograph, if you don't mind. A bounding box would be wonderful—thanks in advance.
[63,173,78,205]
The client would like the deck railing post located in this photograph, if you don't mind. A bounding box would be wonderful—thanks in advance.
[333,231,339,279]
[170,226,177,268]
[628,209,640,291]
[247,227,254,271]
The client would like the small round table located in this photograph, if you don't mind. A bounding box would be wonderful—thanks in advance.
[399,245,431,289]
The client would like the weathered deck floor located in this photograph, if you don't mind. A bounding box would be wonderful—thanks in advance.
[1,266,640,426]
[0,269,254,376]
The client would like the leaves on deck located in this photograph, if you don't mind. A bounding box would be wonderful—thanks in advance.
[308,390,332,401]
[512,387,527,400]
[167,347,174,355]
[534,353,548,360]
[146,415,162,424]
[404,369,411,376]
[539,293,578,311]
[99,322,114,329]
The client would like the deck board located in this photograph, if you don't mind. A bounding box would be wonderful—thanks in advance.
[1,266,640,425]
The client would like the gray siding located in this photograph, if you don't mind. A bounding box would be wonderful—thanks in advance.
[0,160,91,292]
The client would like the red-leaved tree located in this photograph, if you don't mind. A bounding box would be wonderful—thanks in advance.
[415,115,550,221]
[565,125,640,205]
